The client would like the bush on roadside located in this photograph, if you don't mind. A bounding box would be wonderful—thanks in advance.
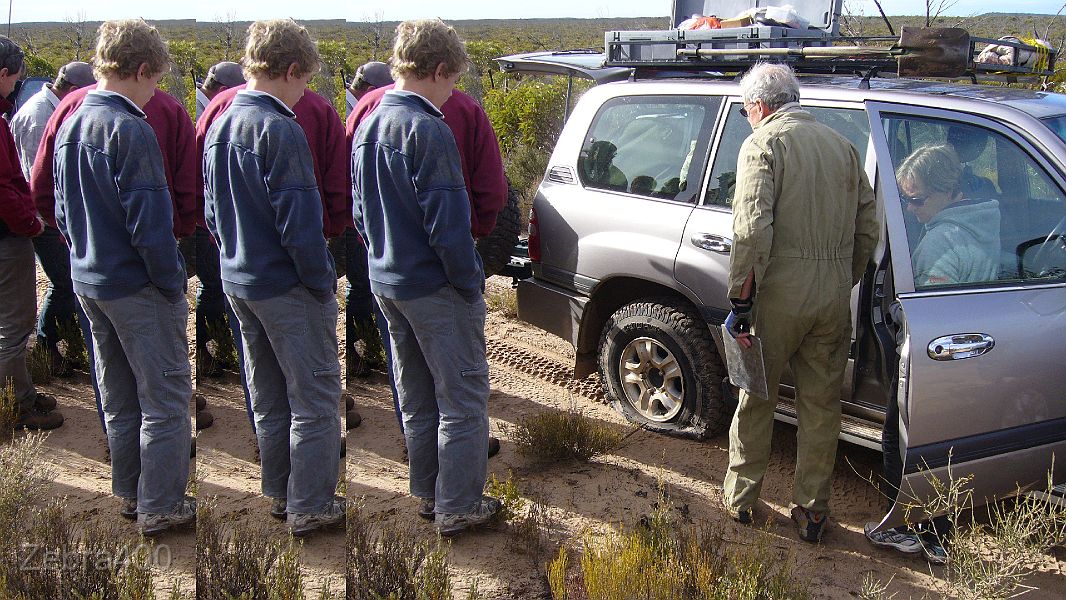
[508,406,624,464]
[547,489,809,600]
[196,497,327,600]
[0,380,17,438]
[26,344,53,386]
[484,286,518,319]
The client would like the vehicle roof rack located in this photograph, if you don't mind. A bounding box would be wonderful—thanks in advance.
[605,26,1058,82]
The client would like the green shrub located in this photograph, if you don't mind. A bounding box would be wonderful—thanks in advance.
[508,406,624,464]
[26,344,53,386]
[484,286,518,319]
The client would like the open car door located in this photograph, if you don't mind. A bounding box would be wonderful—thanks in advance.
[867,101,1066,530]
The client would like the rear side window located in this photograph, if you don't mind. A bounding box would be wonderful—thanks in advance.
[1043,115,1066,145]
[882,115,1066,290]
[577,95,720,203]
[704,103,869,207]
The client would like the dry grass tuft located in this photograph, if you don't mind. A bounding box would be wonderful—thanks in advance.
[508,406,623,464]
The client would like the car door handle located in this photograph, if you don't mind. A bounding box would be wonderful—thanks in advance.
[691,233,732,253]
[927,334,994,361]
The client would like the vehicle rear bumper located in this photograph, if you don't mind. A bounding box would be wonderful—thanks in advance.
[516,277,587,349]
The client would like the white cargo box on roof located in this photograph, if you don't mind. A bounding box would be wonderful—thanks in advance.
[608,1,844,65]
[671,0,843,33]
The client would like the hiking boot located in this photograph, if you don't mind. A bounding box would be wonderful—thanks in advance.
[418,497,435,520]
[139,496,196,536]
[34,393,57,412]
[435,496,501,537]
[288,496,345,537]
[488,436,501,458]
[270,497,287,520]
[729,507,753,525]
[120,497,137,520]
[195,394,207,412]
[344,394,355,411]
[346,408,362,430]
[15,407,64,431]
[864,523,921,554]
[196,409,214,430]
[791,506,828,543]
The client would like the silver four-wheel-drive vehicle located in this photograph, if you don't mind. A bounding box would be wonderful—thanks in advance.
[499,0,1066,526]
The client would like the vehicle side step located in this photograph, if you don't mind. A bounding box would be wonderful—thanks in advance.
[774,397,883,449]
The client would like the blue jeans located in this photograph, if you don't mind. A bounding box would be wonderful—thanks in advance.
[31,226,79,353]
[0,236,38,411]
[79,287,192,513]
[195,227,227,352]
[344,228,376,357]
[376,287,489,514]
[228,287,342,513]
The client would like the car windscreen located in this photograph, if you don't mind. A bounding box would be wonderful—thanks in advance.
[1043,115,1066,145]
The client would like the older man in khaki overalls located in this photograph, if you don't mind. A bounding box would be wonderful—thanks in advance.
[722,63,879,542]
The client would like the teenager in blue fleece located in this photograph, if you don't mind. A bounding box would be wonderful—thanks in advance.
[53,19,193,536]
[351,19,498,537]
[203,19,343,537]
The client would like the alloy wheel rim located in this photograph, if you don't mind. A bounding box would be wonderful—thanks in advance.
[618,336,684,422]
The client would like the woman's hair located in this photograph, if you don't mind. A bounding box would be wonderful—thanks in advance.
[242,19,320,80]
[93,20,170,80]
[389,19,468,81]
[896,144,963,197]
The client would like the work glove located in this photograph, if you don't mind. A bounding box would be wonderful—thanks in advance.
[724,300,752,339]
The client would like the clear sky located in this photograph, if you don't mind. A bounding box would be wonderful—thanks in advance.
[10,0,1065,24]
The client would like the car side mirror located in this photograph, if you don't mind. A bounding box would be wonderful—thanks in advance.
[1017,234,1066,279]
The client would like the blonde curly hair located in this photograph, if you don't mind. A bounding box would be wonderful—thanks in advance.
[92,19,170,80]
[390,19,468,81]
[242,19,320,80]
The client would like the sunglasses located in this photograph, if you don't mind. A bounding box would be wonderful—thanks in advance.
[901,193,929,207]
[739,102,753,117]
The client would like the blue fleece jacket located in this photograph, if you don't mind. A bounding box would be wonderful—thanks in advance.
[54,91,185,301]
[351,91,483,301]
[203,91,335,300]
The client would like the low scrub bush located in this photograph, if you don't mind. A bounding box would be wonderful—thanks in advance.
[484,287,518,319]
[346,506,480,600]
[508,406,624,464]
[0,380,17,437]
[25,344,53,386]
[196,498,324,600]
[548,490,809,600]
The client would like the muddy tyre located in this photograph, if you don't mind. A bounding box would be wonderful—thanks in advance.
[597,297,728,438]
[476,183,521,278]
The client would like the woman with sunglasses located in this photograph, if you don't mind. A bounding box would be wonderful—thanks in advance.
[896,144,1001,288]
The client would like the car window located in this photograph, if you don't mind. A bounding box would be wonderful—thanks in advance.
[578,95,720,203]
[703,103,869,208]
[1043,115,1066,145]
[882,114,1066,290]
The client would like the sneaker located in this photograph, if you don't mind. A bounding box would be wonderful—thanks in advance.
[288,496,345,537]
[196,409,214,430]
[346,408,362,430]
[120,497,137,520]
[139,496,196,536]
[418,497,435,521]
[344,394,355,411]
[790,506,828,543]
[194,394,207,412]
[270,497,287,520]
[15,407,64,431]
[918,531,949,565]
[435,496,501,537]
[488,436,501,459]
[34,393,58,412]
[864,523,922,554]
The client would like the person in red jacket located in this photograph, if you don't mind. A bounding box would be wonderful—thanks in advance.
[29,85,200,434]
[0,35,62,430]
[347,84,507,457]
[196,84,348,433]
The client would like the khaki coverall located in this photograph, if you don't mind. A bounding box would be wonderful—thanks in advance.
[722,105,879,515]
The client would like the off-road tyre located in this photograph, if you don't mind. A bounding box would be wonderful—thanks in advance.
[597,297,729,439]
[476,183,521,278]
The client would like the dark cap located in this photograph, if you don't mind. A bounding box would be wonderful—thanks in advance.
[353,61,393,89]
[203,61,246,90]
[56,62,96,88]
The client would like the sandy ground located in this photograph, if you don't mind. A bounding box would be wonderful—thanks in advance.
[348,277,1066,600]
